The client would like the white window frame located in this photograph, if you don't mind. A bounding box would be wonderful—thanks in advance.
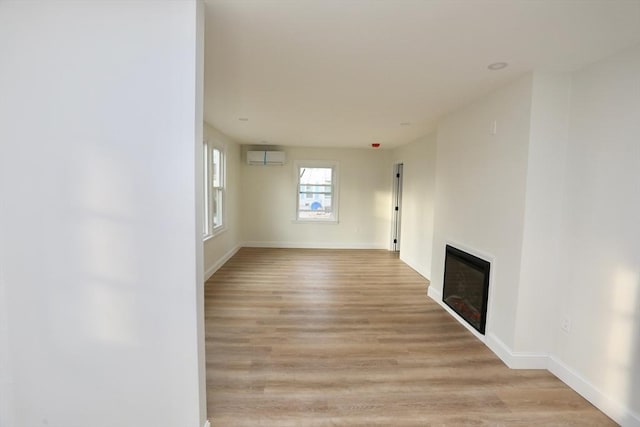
[203,139,226,239]
[294,160,339,223]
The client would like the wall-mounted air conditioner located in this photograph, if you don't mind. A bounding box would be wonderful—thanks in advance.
[246,150,286,166]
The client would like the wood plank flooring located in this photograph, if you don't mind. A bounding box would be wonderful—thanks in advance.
[205,248,614,426]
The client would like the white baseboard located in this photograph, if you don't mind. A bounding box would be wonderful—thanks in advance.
[548,356,640,427]
[428,286,639,426]
[204,244,241,281]
[242,241,386,250]
[426,284,440,299]
[203,420,211,427]
[485,333,548,370]
[399,255,430,281]
[427,286,548,368]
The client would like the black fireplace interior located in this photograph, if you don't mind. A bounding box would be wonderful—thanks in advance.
[442,245,490,334]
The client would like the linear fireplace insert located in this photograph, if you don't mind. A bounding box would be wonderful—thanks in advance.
[442,245,490,334]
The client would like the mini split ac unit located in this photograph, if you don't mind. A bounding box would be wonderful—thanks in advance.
[246,150,286,166]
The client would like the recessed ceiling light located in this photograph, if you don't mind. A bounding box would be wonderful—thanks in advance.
[400,122,411,126]
[488,62,508,71]
[239,117,249,121]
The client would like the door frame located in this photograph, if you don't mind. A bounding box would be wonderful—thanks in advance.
[390,162,403,252]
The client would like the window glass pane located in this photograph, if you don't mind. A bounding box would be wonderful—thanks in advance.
[212,148,221,188]
[298,167,333,220]
[203,143,209,235]
[299,167,331,185]
[213,188,222,227]
[204,143,224,236]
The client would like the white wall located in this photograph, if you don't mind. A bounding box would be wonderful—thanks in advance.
[430,74,533,349]
[0,2,204,426]
[390,133,437,279]
[513,73,571,353]
[241,146,392,249]
[552,44,640,423]
[203,122,242,279]
[194,2,207,423]
[427,48,640,424]
[0,255,13,427]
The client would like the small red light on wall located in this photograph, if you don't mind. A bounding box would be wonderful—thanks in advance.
[371,143,381,148]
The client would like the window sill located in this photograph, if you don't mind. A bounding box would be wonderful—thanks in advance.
[203,226,227,242]
[292,219,339,225]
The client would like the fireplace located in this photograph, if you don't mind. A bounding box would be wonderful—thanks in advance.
[442,245,490,334]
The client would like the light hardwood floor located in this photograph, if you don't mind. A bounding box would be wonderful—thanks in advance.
[205,248,614,426]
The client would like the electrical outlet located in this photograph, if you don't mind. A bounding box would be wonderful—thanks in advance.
[561,315,571,333]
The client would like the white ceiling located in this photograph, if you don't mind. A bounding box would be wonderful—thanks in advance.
[204,0,640,149]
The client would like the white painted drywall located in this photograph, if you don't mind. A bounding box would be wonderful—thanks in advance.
[428,58,640,423]
[203,122,242,279]
[0,255,14,427]
[194,2,207,424]
[241,146,392,249]
[0,2,204,426]
[431,74,533,349]
[513,72,571,353]
[554,44,640,421]
[390,133,437,279]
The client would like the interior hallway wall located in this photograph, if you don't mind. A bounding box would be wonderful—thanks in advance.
[430,73,533,350]
[551,43,640,423]
[390,133,437,279]
[0,2,204,426]
[203,123,242,279]
[513,72,571,355]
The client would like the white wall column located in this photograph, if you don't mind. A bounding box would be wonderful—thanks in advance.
[0,1,205,426]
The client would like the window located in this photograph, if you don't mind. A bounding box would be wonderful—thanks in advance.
[203,140,225,237]
[296,161,338,222]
